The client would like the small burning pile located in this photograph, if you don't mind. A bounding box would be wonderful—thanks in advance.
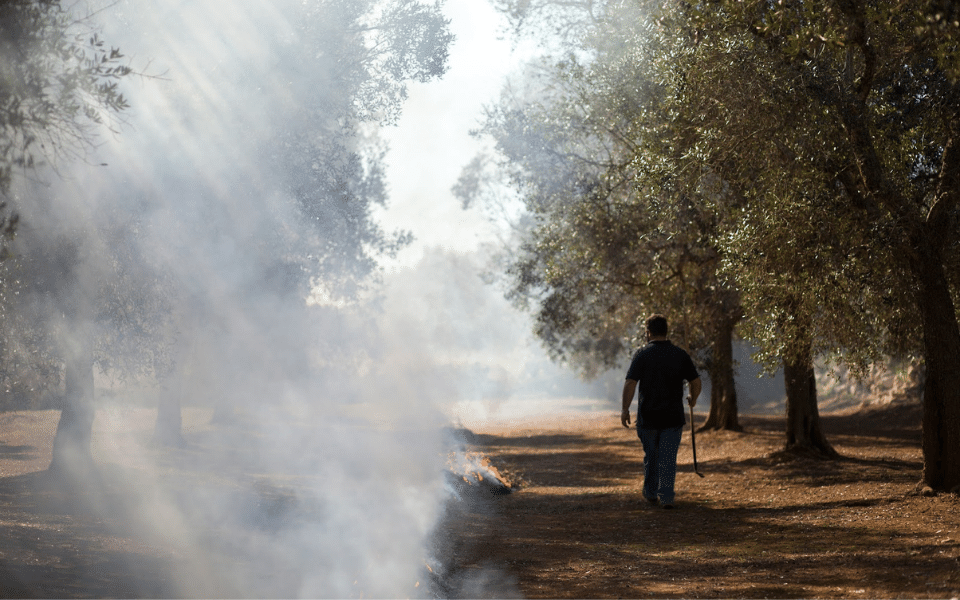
[428,440,519,597]
[445,450,512,497]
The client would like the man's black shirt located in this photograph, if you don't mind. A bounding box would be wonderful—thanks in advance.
[625,340,699,429]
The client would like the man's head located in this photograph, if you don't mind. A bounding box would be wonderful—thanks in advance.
[646,314,668,338]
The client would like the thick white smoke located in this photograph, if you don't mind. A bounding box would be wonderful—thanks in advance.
[1,0,453,596]
[0,1,619,596]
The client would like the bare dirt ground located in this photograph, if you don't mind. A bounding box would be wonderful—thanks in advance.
[0,401,958,598]
[0,408,199,598]
[435,402,960,599]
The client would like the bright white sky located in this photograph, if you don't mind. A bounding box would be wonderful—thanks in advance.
[375,0,536,269]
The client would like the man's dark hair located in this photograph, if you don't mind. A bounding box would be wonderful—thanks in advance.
[646,314,668,337]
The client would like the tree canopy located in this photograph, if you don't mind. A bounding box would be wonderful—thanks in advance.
[0,0,456,468]
[467,0,960,488]
[0,0,131,194]
[265,0,452,300]
[684,0,960,484]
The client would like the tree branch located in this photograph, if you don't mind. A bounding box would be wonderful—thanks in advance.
[926,128,960,251]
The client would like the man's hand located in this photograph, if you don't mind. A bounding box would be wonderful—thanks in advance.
[687,377,701,407]
[621,379,638,428]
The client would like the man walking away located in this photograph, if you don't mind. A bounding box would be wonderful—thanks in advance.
[621,314,701,509]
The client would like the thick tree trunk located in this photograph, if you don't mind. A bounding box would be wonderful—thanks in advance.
[701,312,741,431]
[816,0,960,491]
[916,237,960,492]
[49,341,96,475]
[782,340,837,458]
[913,128,960,493]
[48,259,97,476]
[839,69,960,490]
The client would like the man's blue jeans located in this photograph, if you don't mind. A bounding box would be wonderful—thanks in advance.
[638,425,683,505]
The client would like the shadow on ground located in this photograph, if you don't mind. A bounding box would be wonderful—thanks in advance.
[435,407,960,599]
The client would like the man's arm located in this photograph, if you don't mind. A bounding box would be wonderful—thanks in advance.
[687,377,702,407]
[621,379,637,428]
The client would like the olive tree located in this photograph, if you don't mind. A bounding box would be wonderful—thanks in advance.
[461,3,746,429]
[0,0,135,473]
[150,0,454,441]
[682,0,960,483]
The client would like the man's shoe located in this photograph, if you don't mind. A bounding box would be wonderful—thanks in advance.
[661,503,675,509]
[644,495,658,505]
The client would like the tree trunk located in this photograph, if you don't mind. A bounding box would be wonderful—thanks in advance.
[49,339,96,475]
[48,257,97,476]
[916,236,960,492]
[153,331,188,446]
[836,56,960,490]
[782,345,837,458]
[701,311,741,431]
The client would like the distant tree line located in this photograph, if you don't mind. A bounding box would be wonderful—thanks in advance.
[459,0,960,493]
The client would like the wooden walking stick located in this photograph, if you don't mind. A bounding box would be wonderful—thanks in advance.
[690,402,704,477]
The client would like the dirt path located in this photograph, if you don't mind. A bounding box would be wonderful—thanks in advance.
[436,403,960,599]
[0,403,958,598]
[0,409,205,598]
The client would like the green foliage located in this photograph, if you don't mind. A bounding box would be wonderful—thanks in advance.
[465,2,741,377]
[475,0,960,482]
[93,210,177,382]
[0,0,454,407]
[0,1,137,404]
[679,0,958,372]
[272,0,451,300]
[0,0,131,195]
[0,212,177,401]
[471,0,960,382]
[720,190,914,373]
